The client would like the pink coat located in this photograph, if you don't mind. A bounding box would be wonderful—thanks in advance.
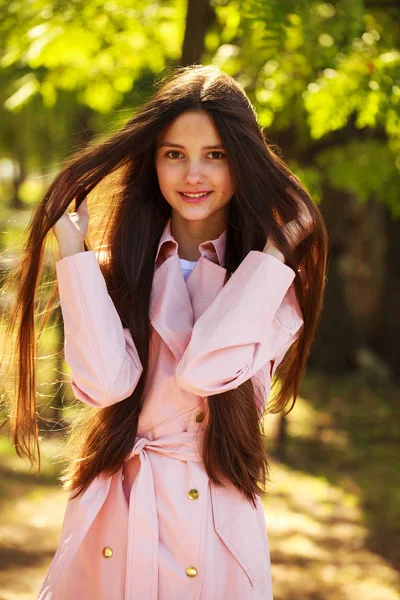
[37,217,304,600]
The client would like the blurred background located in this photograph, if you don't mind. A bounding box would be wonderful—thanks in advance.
[0,1,399,599]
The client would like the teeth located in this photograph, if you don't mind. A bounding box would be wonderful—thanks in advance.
[182,192,209,198]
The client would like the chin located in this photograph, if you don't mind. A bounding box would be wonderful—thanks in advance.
[175,206,215,221]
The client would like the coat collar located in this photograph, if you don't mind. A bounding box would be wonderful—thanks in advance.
[149,218,228,362]
[154,217,227,269]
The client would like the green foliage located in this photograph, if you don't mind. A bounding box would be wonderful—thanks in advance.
[0,0,399,215]
[208,0,400,214]
[0,0,185,113]
[317,139,400,216]
[287,159,324,204]
[304,48,400,145]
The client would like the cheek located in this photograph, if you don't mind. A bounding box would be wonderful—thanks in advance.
[220,169,235,196]
[156,162,178,186]
[155,164,170,191]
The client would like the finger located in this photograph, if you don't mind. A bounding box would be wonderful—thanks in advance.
[282,213,314,249]
[285,188,313,228]
[281,220,301,246]
[288,174,301,188]
[77,197,88,212]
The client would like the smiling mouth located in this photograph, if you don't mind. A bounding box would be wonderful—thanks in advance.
[179,191,211,196]
[178,191,212,203]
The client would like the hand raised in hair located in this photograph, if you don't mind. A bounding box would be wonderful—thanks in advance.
[264,175,314,255]
[50,197,89,258]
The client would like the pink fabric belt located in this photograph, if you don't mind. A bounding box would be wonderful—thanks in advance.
[124,431,205,600]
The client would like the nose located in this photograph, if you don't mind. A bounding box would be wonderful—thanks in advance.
[184,160,205,186]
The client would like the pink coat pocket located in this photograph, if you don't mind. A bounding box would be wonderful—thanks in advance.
[210,479,268,588]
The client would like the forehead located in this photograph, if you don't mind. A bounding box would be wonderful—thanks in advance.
[157,110,222,144]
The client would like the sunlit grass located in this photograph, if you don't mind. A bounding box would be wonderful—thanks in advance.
[262,456,400,600]
[260,372,400,599]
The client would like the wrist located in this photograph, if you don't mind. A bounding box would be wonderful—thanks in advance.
[58,244,85,260]
[262,243,286,263]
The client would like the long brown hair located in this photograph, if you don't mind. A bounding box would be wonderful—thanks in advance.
[1,64,327,509]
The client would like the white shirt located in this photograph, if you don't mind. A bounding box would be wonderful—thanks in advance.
[179,257,198,281]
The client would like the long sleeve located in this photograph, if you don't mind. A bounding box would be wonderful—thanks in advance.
[56,250,143,408]
[175,250,304,397]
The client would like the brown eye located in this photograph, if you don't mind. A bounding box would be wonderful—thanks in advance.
[166,150,182,159]
[208,151,225,159]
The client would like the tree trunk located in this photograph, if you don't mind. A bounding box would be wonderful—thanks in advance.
[276,414,288,461]
[372,211,400,379]
[308,186,360,372]
[180,0,215,65]
[10,148,26,210]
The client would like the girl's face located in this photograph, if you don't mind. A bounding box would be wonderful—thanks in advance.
[155,110,235,223]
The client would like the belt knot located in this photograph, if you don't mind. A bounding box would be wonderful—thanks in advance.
[132,436,150,455]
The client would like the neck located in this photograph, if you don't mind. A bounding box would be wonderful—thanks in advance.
[170,211,228,261]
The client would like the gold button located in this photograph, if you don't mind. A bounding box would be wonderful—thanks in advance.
[186,566,198,578]
[194,411,204,423]
[102,546,113,558]
[188,488,199,500]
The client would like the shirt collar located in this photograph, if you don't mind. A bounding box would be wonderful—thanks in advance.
[155,217,227,268]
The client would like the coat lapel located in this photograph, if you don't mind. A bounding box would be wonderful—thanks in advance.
[149,255,194,361]
[186,256,227,322]
[149,218,227,361]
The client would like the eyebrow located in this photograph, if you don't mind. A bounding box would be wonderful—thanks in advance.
[158,142,225,150]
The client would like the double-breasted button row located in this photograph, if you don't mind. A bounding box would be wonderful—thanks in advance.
[186,420,201,577]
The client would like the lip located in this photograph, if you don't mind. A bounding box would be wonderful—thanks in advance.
[179,191,212,204]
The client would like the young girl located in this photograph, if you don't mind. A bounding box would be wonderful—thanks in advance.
[4,64,327,599]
